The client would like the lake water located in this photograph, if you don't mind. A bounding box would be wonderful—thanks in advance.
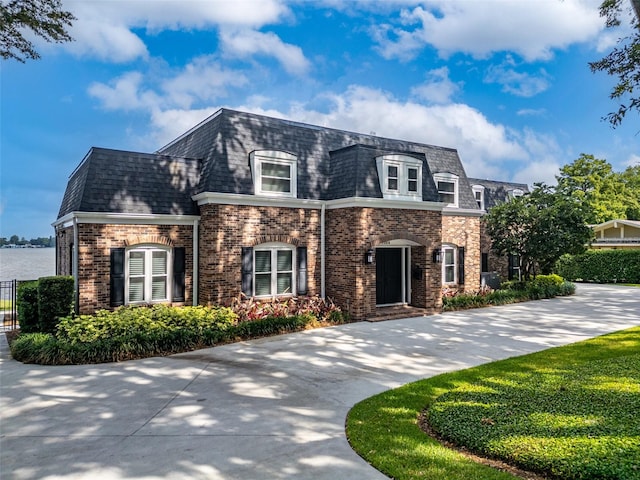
[0,248,56,281]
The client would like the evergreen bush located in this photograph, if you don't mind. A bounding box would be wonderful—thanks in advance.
[556,250,640,283]
[37,276,74,333]
[16,281,39,333]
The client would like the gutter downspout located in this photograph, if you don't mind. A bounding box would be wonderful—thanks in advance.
[72,216,79,314]
[193,219,199,306]
[321,202,326,299]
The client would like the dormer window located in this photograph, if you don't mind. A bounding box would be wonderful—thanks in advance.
[434,172,459,207]
[511,188,524,198]
[250,150,297,198]
[472,185,485,210]
[376,154,422,200]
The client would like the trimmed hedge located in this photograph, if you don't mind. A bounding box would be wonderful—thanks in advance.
[443,275,575,311]
[37,276,74,333]
[16,281,39,333]
[11,303,346,365]
[556,249,640,284]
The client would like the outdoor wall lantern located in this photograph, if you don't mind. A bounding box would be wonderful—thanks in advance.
[432,249,442,263]
[365,248,375,265]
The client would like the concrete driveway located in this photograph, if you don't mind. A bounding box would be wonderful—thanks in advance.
[1,283,638,480]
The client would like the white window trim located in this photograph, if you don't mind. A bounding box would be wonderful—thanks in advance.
[125,245,172,305]
[472,184,485,211]
[253,242,296,299]
[509,188,524,199]
[375,155,423,201]
[442,244,457,285]
[434,172,459,208]
[249,150,297,198]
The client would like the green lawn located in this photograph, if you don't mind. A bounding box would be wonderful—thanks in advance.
[346,326,640,480]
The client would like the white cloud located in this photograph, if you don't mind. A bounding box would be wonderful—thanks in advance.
[64,0,291,62]
[517,108,547,117]
[220,29,311,75]
[161,56,249,109]
[626,154,640,167]
[372,0,603,62]
[410,67,461,104]
[88,72,160,111]
[484,57,551,97]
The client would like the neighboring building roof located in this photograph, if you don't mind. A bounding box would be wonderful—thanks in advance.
[591,219,640,230]
[467,178,530,209]
[58,147,201,218]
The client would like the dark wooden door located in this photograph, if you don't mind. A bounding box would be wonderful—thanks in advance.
[376,248,403,304]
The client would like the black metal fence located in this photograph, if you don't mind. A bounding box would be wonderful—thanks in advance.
[1,280,20,331]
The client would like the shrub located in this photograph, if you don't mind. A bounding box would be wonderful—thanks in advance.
[16,281,39,333]
[230,295,346,323]
[37,276,74,333]
[556,250,640,283]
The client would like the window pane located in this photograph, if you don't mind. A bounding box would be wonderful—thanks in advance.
[262,177,291,192]
[262,163,290,178]
[152,251,167,275]
[408,168,418,180]
[255,251,271,273]
[129,251,145,276]
[129,278,144,302]
[408,180,418,192]
[387,165,398,177]
[277,250,292,271]
[388,178,398,190]
[152,277,167,300]
[440,193,455,204]
[438,181,455,193]
[445,266,455,283]
[255,274,271,296]
[444,249,455,265]
[277,273,292,294]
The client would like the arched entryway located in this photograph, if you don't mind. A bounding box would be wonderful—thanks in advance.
[375,239,421,307]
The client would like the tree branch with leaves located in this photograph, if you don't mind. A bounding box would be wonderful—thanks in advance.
[0,0,76,62]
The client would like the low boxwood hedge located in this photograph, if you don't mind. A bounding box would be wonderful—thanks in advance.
[556,249,640,284]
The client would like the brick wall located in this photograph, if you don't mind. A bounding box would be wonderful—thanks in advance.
[326,207,442,320]
[198,204,322,306]
[59,223,194,314]
[480,220,511,280]
[442,214,481,293]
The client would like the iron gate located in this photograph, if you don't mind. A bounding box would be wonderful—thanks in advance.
[1,280,18,331]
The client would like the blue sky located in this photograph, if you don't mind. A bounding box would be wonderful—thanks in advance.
[2,0,639,239]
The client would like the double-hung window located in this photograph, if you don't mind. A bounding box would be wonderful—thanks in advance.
[376,155,422,200]
[434,173,459,207]
[126,246,170,303]
[254,245,295,297]
[442,245,457,284]
[250,150,297,197]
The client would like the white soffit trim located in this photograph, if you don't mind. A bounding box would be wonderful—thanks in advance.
[442,207,484,217]
[326,197,444,211]
[193,192,324,209]
[53,212,200,228]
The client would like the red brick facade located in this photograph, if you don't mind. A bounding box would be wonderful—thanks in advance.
[442,214,481,294]
[57,223,194,314]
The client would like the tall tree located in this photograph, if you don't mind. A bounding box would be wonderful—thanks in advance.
[0,0,76,62]
[590,0,640,127]
[484,184,593,279]
[555,154,637,223]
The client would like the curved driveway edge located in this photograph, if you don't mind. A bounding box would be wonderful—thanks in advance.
[1,284,639,480]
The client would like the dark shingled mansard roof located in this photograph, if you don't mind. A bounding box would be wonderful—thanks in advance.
[59,108,492,218]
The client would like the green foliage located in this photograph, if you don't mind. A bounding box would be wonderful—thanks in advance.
[13,302,346,365]
[556,154,640,222]
[346,326,640,480]
[0,0,76,62]
[443,276,575,311]
[16,281,39,333]
[231,295,346,323]
[484,184,592,280]
[37,276,74,333]
[556,250,640,283]
[589,0,640,127]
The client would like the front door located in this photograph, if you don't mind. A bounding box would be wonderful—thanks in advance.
[376,248,403,305]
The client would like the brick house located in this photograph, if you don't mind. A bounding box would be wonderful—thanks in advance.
[54,108,526,320]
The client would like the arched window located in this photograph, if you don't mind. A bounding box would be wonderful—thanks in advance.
[434,172,459,207]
